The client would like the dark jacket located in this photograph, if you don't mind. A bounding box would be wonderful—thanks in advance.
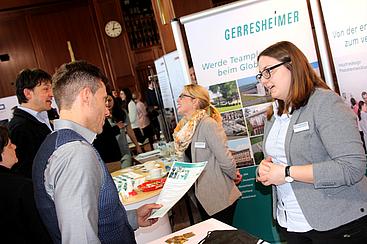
[8,108,51,178]
[93,118,122,163]
[0,165,52,243]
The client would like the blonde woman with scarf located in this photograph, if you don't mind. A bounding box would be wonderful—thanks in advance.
[174,84,242,225]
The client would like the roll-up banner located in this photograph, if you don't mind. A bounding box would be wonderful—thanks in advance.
[182,0,318,168]
[180,0,318,241]
[320,0,367,105]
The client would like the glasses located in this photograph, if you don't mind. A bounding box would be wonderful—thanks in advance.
[178,94,195,99]
[256,60,290,82]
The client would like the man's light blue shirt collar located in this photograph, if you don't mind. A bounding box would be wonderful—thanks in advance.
[54,119,96,143]
[18,106,53,130]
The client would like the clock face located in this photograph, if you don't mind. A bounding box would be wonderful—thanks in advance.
[105,20,122,38]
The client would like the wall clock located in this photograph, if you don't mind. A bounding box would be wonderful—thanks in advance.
[105,20,122,38]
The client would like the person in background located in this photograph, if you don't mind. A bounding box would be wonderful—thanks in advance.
[133,92,154,147]
[120,88,145,144]
[358,101,367,153]
[112,89,119,99]
[8,68,53,178]
[189,66,197,84]
[105,94,142,168]
[0,126,51,243]
[174,84,242,225]
[256,41,367,243]
[361,91,367,103]
[145,79,161,141]
[93,115,124,164]
[350,97,359,115]
[32,61,161,243]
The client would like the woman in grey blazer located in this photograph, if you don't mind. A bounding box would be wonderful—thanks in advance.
[173,84,242,225]
[256,41,367,243]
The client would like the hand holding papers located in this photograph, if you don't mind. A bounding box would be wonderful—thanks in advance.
[148,161,207,219]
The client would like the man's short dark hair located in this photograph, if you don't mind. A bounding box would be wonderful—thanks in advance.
[15,69,52,104]
[362,91,367,97]
[52,60,110,110]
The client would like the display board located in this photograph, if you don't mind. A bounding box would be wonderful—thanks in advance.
[320,0,367,105]
[182,0,318,87]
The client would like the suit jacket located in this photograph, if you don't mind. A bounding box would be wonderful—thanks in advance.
[0,165,52,243]
[8,108,52,178]
[189,115,241,215]
[263,88,367,231]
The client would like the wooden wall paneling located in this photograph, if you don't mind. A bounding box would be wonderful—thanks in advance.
[0,0,65,12]
[170,0,212,17]
[93,0,136,91]
[27,1,105,76]
[151,0,176,54]
[0,13,38,97]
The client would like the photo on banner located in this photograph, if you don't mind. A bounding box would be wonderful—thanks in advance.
[228,137,254,168]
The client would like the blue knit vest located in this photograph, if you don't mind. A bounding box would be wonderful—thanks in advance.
[33,129,136,244]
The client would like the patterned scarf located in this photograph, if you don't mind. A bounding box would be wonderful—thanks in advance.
[173,109,207,157]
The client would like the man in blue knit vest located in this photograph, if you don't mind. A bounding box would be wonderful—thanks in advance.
[32,61,161,243]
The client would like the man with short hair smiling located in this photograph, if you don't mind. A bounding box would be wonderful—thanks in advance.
[8,68,53,178]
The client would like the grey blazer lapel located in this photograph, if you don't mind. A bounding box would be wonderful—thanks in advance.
[284,108,302,165]
[190,116,207,163]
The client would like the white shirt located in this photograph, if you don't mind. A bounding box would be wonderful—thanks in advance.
[265,102,312,232]
[18,106,53,131]
[128,100,139,129]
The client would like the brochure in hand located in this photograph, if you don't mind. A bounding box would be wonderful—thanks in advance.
[148,161,207,219]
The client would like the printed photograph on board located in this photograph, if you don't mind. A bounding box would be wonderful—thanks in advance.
[237,76,272,107]
[208,80,241,112]
[244,102,272,137]
[250,135,264,165]
[227,137,254,168]
[221,109,248,139]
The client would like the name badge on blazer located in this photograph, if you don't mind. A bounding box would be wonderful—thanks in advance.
[293,122,309,133]
[194,142,206,148]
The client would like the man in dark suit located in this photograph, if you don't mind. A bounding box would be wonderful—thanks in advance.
[8,68,53,178]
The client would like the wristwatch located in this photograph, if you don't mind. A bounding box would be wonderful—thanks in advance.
[285,166,294,183]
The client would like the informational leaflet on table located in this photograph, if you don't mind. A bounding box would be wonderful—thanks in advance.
[148,161,207,219]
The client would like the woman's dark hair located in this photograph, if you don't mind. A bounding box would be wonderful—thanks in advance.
[0,126,10,161]
[258,41,329,119]
[358,101,364,121]
[121,88,133,104]
[111,96,127,123]
[120,88,133,113]
[350,97,357,107]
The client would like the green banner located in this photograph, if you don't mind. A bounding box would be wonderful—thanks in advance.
[233,165,283,243]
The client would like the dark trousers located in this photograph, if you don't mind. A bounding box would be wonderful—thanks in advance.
[133,128,145,144]
[278,214,367,244]
[196,198,238,226]
[142,124,155,147]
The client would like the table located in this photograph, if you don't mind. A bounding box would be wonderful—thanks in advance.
[111,161,172,243]
[149,218,268,244]
[147,218,236,244]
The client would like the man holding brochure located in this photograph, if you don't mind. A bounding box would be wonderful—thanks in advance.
[33,61,161,244]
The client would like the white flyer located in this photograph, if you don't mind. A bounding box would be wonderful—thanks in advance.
[148,161,207,219]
